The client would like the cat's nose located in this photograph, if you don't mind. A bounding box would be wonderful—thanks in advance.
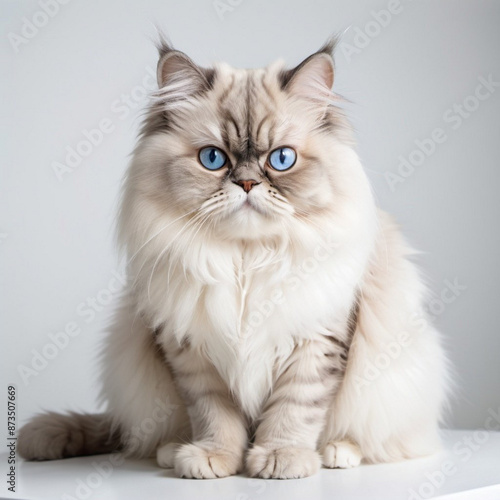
[233,179,261,193]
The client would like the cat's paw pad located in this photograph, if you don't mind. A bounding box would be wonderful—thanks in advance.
[246,445,320,479]
[321,440,362,469]
[156,442,178,468]
[174,442,242,479]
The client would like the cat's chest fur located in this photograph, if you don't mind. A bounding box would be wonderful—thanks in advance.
[152,237,362,419]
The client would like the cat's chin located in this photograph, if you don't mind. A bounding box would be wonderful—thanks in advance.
[216,205,286,240]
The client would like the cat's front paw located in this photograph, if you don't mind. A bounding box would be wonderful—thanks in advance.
[174,442,242,479]
[321,440,362,469]
[246,445,321,479]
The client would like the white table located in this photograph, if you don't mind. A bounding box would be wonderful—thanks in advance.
[2,430,500,500]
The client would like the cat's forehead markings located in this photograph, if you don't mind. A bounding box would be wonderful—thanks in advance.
[216,73,236,107]
[217,69,276,159]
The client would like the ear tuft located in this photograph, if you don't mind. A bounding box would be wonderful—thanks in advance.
[316,33,340,59]
[155,31,175,62]
[280,35,338,101]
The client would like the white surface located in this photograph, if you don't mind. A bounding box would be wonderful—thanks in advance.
[2,431,499,500]
[1,0,500,435]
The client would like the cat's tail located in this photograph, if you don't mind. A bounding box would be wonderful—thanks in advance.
[18,411,121,461]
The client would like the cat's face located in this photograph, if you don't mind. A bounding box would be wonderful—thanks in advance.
[132,40,353,241]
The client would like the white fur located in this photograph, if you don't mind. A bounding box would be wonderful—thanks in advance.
[17,45,450,478]
[104,51,449,470]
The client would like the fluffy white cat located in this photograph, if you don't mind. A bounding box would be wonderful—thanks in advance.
[18,37,450,479]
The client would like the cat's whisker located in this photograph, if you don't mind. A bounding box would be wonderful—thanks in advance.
[129,209,202,287]
[167,210,215,285]
[171,199,239,283]
[200,193,231,211]
[186,211,215,248]
[294,209,330,234]
[265,199,294,218]
[131,210,208,290]
[127,207,199,265]
[157,201,228,290]
[270,192,289,204]
[146,210,210,301]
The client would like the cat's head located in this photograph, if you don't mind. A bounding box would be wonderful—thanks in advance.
[122,37,369,247]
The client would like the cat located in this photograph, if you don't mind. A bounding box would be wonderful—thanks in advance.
[18,36,450,479]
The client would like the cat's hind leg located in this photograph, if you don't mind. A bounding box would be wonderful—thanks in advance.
[320,214,449,465]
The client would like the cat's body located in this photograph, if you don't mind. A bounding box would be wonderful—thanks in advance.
[18,38,450,479]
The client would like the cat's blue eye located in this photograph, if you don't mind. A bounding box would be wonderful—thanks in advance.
[199,147,227,170]
[268,147,297,171]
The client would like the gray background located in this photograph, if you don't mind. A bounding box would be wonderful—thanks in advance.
[1,0,499,433]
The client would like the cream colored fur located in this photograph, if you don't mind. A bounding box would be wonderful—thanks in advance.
[18,38,450,480]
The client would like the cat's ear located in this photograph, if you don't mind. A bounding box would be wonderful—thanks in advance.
[280,37,337,101]
[156,38,213,94]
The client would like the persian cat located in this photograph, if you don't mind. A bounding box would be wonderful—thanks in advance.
[18,37,450,479]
